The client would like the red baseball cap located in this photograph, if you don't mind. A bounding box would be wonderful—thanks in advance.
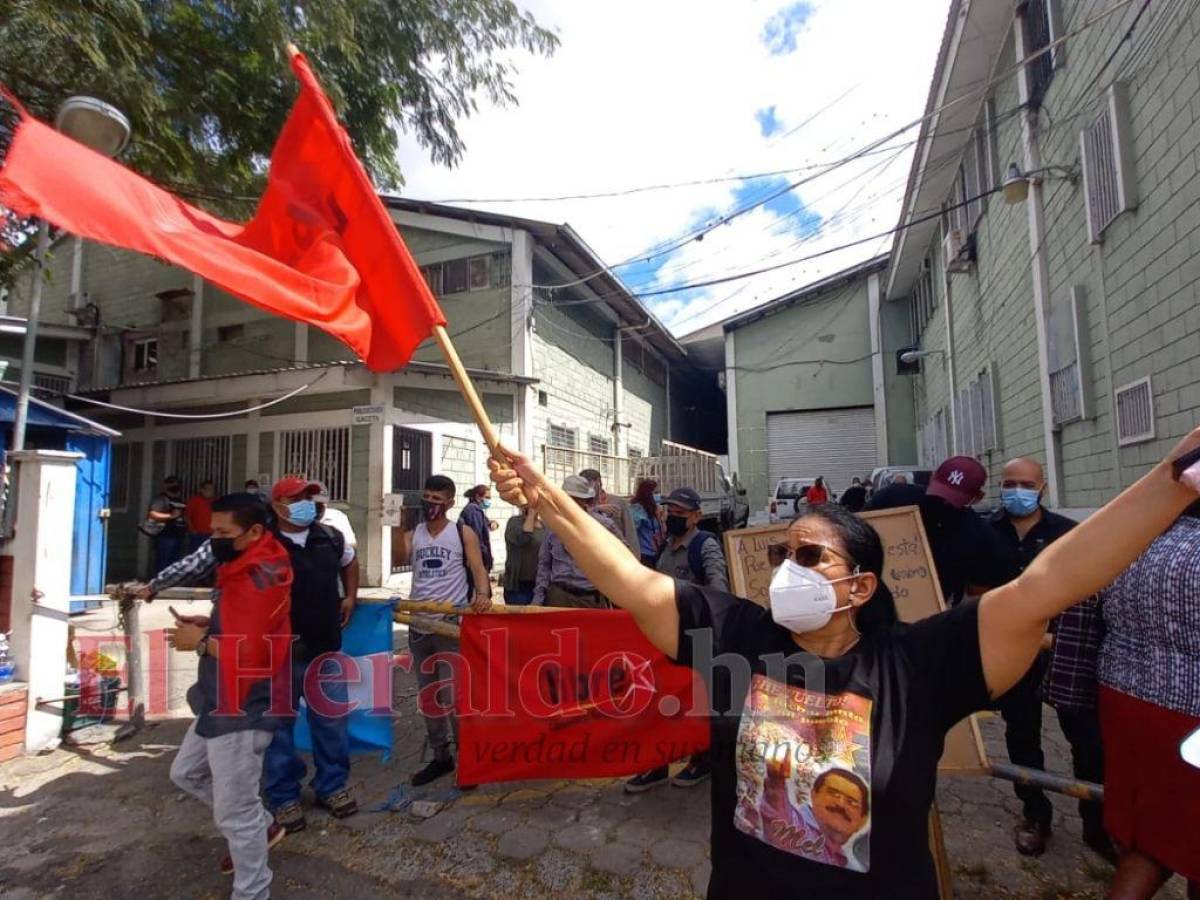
[926,456,987,509]
[271,476,322,502]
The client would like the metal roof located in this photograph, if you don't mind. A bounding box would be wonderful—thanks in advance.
[0,385,120,437]
[717,255,888,331]
[381,196,687,361]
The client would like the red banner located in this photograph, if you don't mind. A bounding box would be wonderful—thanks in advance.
[454,610,710,784]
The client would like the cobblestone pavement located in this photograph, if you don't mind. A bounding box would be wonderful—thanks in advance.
[0,628,1187,898]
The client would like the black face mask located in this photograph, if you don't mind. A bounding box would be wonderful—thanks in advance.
[421,499,445,521]
[211,536,243,564]
[665,514,690,537]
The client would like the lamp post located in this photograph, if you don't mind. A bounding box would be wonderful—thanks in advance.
[11,97,129,451]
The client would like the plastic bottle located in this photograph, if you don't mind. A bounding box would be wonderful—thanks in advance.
[0,633,14,684]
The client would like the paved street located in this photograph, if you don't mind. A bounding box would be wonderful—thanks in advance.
[0,617,1187,899]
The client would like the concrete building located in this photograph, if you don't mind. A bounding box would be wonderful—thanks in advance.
[682,256,917,511]
[5,200,715,585]
[887,0,1200,512]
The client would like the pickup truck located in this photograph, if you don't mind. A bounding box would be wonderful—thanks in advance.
[631,441,749,532]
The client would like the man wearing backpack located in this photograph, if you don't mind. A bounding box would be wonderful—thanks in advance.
[625,486,726,793]
[395,474,492,786]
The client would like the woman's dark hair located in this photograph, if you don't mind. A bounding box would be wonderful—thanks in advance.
[814,476,824,488]
[633,478,658,519]
[464,484,489,502]
[790,503,898,634]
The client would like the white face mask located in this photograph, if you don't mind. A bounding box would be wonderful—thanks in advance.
[768,559,859,633]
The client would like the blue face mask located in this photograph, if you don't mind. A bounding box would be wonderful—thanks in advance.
[652,493,663,504]
[480,499,492,510]
[284,499,318,527]
[1001,487,1041,517]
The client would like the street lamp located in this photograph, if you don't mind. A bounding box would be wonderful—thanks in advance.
[11,97,130,451]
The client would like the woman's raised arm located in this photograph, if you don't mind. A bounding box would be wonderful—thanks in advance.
[489,451,680,656]
[979,427,1200,697]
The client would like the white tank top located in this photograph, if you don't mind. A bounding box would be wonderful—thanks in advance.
[410,521,470,606]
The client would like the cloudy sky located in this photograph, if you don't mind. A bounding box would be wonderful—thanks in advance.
[395,0,952,337]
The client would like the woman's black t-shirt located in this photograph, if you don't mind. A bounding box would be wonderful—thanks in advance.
[673,582,990,899]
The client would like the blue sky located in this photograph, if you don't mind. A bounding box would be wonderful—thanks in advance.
[396,0,952,334]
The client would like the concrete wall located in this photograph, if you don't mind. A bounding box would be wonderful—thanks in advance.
[730,277,877,509]
[906,5,1200,507]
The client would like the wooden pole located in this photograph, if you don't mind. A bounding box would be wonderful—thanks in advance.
[393,611,460,639]
[431,325,527,504]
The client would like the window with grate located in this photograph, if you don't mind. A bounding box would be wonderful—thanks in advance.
[110,443,131,511]
[920,409,949,467]
[1115,377,1155,446]
[628,447,643,459]
[468,256,491,291]
[1082,82,1138,243]
[278,427,351,502]
[420,264,443,295]
[547,424,578,449]
[953,369,1000,458]
[1022,0,1062,109]
[33,372,71,396]
[588,434,612,455]
[910,257,937,340]
[171,436,232,496]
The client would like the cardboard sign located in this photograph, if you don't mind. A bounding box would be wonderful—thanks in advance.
[722,506,987,774]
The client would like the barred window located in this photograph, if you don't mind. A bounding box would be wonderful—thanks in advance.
[547,424,577,450]
[171,436,232,496]
[588,434,612,455]
[278,426,351,502]
[110,443,131,511]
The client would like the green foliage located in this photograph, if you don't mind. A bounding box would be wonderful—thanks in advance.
[0,0,557,207]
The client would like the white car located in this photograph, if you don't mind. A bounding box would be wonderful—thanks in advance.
[765,477,836,523]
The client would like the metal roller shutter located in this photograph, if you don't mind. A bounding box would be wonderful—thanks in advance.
[766,407,878,497]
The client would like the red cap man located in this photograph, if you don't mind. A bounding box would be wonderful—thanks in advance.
[925,456,987,509]
[271,475,322,502]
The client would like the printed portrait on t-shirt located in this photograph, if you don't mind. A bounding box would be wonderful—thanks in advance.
[732,675,872,872]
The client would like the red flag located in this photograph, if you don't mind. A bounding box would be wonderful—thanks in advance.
[454,610,710,784]
[0,54,445,371]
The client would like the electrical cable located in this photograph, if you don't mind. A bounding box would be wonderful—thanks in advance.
[63,371,329,419]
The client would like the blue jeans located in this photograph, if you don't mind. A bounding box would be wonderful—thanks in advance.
[263,657,350,809]
[154,533,184,575]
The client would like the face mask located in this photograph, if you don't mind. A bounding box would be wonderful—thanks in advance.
[652,493,663,504]
[480,499,492,510]
[283,499,317,527]
[1001,487,1041,517]
[665,514,690,537]
[768,559,859,633]
[211,536,243,564]
[421,499,445,521]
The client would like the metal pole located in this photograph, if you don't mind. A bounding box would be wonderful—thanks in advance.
[12,220,51,452]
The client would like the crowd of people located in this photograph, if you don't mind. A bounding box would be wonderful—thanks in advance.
[126,431,1200,899]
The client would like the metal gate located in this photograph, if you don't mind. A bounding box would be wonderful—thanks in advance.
[766,407,878,498]
[278,427,351,502]
[171,436,232,495]
[392,426,432,493]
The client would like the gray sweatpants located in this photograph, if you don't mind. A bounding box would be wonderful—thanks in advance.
[409,631,460,761]
[170,721,274,900]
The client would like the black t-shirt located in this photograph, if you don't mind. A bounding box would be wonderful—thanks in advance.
[988,507,1076,582]
[674,582,990,899]
[865,484,1008,604]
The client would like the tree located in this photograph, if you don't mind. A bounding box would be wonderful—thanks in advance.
[0,0,557,204]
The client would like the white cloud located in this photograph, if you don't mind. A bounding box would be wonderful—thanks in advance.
[394,0,952,335]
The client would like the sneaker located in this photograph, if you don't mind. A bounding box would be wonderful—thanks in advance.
[221,821,286,876]
[624,766,670,794]
[411,757,455,787]
[317,788,358,819]
[273,799,307,835]
[671,761,711,788]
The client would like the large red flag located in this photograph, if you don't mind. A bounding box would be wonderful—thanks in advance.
[0,54,445,371]
[454,610,710,784]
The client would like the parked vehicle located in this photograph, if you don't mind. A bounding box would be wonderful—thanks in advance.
[869,466,932,492]
[763,476,841,523]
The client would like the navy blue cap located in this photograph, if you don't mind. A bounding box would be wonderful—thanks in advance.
[663,487,702,511]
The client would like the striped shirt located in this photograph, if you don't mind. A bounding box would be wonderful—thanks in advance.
[1098,515,1200,716]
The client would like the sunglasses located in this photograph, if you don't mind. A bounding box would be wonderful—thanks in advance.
[769,542,855,569]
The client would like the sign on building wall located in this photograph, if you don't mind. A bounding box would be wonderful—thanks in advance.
[351,404,386,426]
[722,506,987,773]
[381,493,406,527]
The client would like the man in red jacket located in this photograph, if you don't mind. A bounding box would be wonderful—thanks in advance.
[163,492,293,900]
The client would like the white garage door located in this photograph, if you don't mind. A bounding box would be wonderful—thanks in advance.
[766,407,878,497]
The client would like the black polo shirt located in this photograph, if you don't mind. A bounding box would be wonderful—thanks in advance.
[988,507,1077,583]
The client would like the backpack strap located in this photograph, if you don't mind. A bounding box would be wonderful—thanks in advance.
[687,531,715,586]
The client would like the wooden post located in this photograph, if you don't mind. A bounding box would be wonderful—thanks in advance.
[929,805,953,899]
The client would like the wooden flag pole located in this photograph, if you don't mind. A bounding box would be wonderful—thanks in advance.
[432,324,528,504]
